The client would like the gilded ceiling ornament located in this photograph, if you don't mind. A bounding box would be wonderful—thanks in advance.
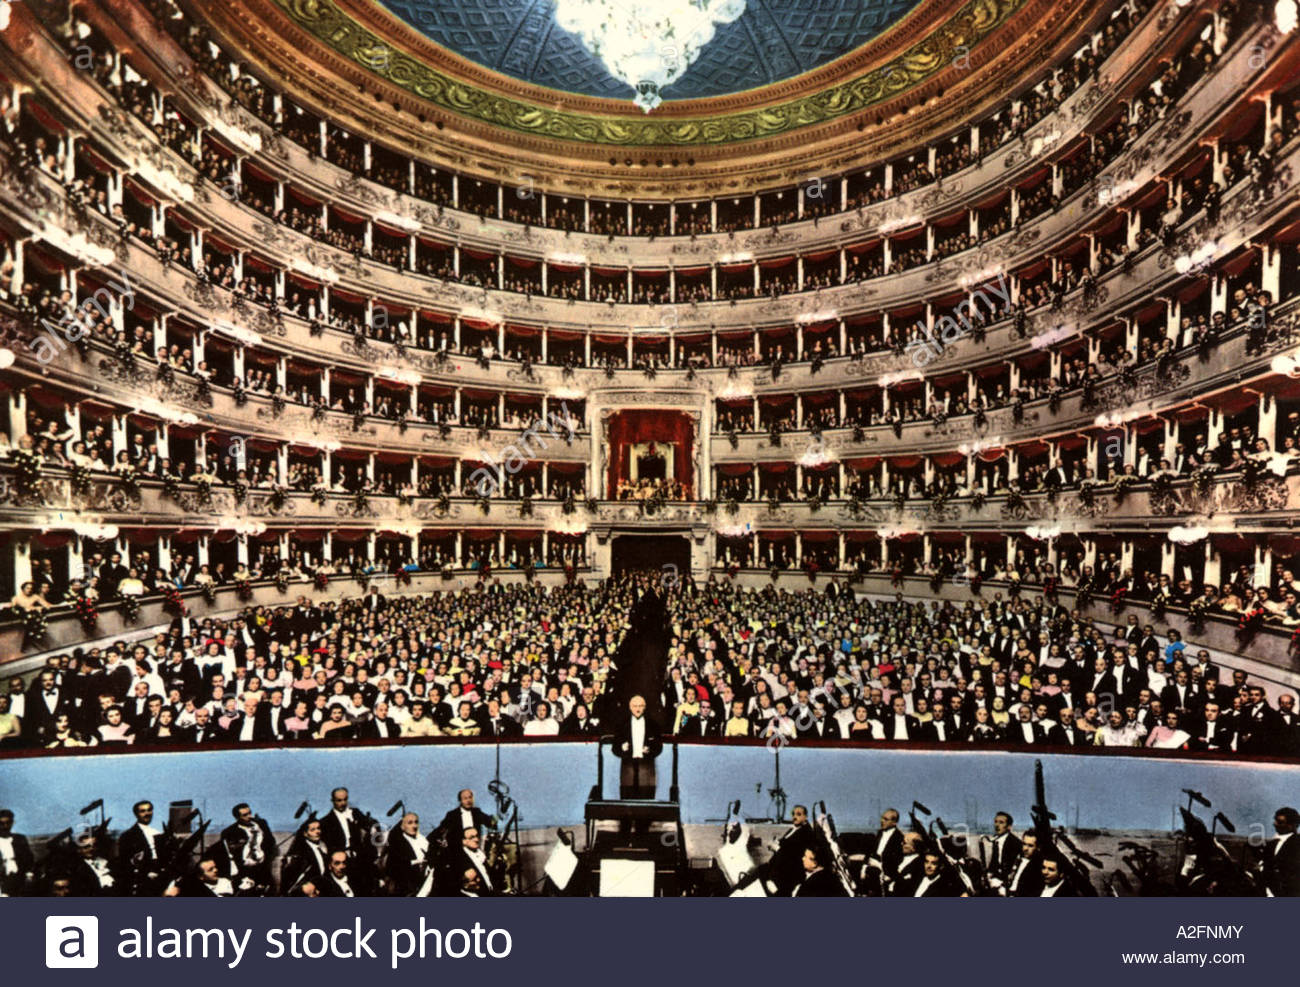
[272,0,1027,146]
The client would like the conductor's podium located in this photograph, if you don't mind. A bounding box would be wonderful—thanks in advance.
[582,737,687,896]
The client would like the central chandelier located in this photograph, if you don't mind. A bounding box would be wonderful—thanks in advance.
[554,0,748,112]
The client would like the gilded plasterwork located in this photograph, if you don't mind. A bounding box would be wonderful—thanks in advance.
[273,0,1026,146]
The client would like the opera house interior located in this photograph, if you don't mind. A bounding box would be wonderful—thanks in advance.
[0,0,1299,898]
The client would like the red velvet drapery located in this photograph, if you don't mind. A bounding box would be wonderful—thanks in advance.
[606,410,694,494]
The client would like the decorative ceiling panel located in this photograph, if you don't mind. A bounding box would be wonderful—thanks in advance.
[378,0,922,100]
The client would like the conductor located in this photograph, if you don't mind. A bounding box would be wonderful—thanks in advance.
[612,695,663,800]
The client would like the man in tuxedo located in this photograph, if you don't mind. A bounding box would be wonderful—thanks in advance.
[984,812,1022,888]
[1262,807,1300,897]
[612,695,663,799]
[100,552,128,599]
[382,813,431,897]
[67,832,118,896]
[0,809,35,896]
[255,689,288,741]
[1277,694,1300,757]
[24,670,73,741]
[1161,669,1196,713]
[1237,686,1281,754]
[792,845,848,897]
[117,800,176,896]
[362,586,387,615]
[919,704,955,743]
[187,707,221,745]
[223,695,268,744]
[476,699,521,739]
[1189,703,1235,753]
[281,818,330,896]
[317,851,362,897]
[438,789,494,843]
[1045,707,1089,747]
[321,788,373,865]
[886,832,927,897]
[1039,856,1079,897]
[214,803,276,890]
[880,695,920,741]
[1000,831,1045,896]
[765,804,822,895]
[444,826,496,897]
[912,851,966,897]
[359,700,402,740]
[863,808,904,894]
[1006,706,1042,746]
[175,857,234,897]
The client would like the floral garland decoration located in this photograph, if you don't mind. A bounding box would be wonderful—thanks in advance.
[74,595,99,629]
[162,585,187,615]
[22,606,49,646]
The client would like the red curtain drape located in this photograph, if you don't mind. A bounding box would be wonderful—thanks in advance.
[606,410,695,494]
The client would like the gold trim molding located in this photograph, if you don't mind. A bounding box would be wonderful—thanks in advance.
[272,0,1028,146]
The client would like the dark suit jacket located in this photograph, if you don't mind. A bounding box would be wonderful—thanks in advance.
[317,872,363,897]
[478,715,522,739]
[67,856,119,896]
[986,832,1022,882]
[382,829,431,896]
[769,823,821,895]
[23,688,73,738]
[610,714,664,760]
[1160,684,1197,712]
[1188,720,1235,753]
[874,827,904,881]
[117,823,177,891]
[888,855,925,896]
[1007,854,1045,897]
[880,712,921,741]
[913,868,966,897]
[281,835,331,894]
[321,809,371,856]
[1263,834,1300,897]
[0,832,34,893]
[214,818,277,881]
[794,867,848,897]
[357,717,403,740]
[254,704,287,742]
[1043,724,1091,748]
[1003,720,1044,746]
[437,806,494,842]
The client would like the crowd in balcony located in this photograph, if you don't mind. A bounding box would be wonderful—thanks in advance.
[55,0,1266,273]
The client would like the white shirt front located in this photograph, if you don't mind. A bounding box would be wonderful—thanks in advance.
[630,715,646,757]
[893,714,909,740]
[137,824,160,859]
[466,847,493,890]
[0,835,16,875]
[333,808,354,849]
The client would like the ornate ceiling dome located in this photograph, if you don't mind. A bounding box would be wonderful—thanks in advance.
[377,0,921,106]
[199,0,1099,193]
